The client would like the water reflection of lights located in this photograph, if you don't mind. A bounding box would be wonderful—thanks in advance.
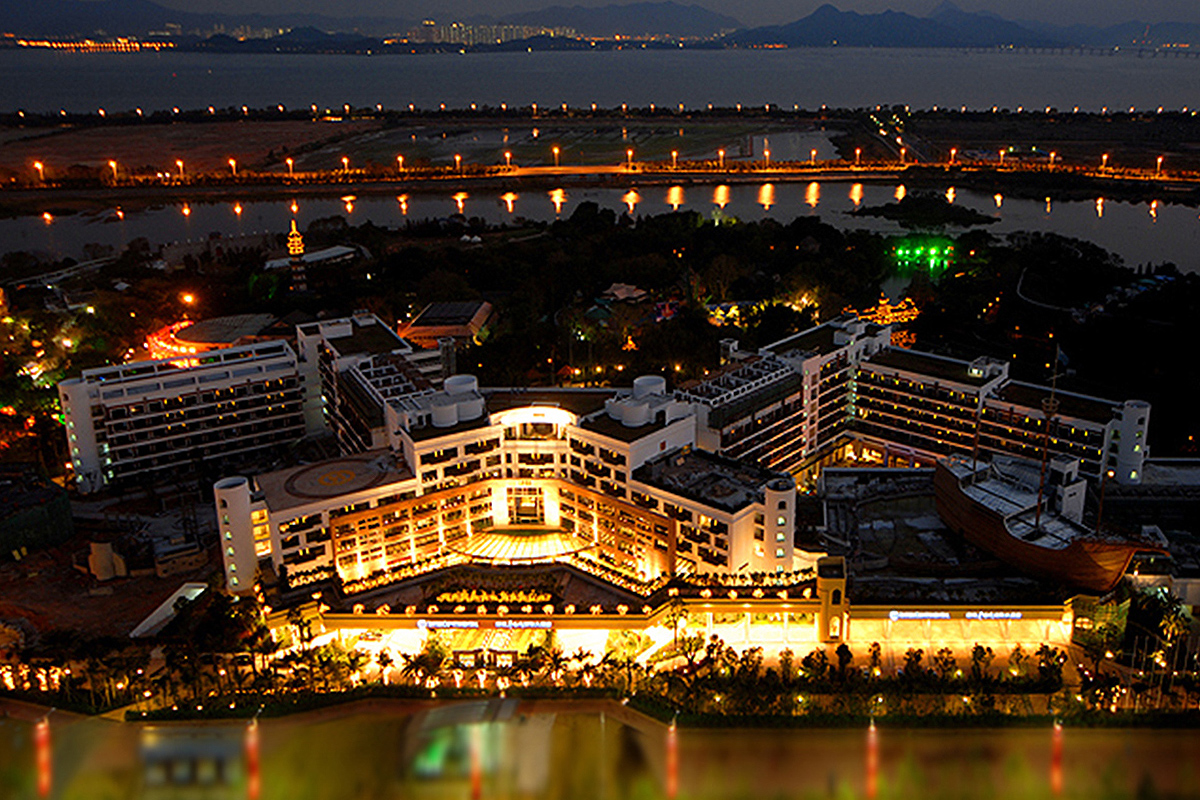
[42,212,53,224]
[666,186,684,210]
[1045,197,1052,214]
[397,195,409,215]
[1150,200,1158,222]
[946,187,956,204]
[804,182,819,209]
[622,190,640,214]
[181,204,191,217]
[501,192,518,213]
[759,183,776,210]
[233,203,243,216]
[341,195,356,214]
[712,185,730,208]
[290,200,299,215]
[1096,197,1104,218]
[453,192,469,214]
[548,188,566,214]
[849,184,863,208]
[894,185,906,201]
[994,193,1003,209]
[115,208,124,220]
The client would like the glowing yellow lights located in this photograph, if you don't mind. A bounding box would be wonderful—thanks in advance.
[33,161,44,180]
[454,154,462,172]
[180,293,195,305]
[946,186,956,204]
[849,183,863,208]
[622,189,640,214]
[181,204,191,217]
[894,185,907,201]
[286,157,295,176]
[670,150,678,169]
[395,154,404,172]
[342,155,350,171]
[503,151,512,168]
[949,147,957,164]
[666,185,684,210]
[233,202,243,216]
[803,182,818,209]
[228,158,237,176]
[759,183,777,210]
[552,146,560,167]
[994,193,1003,209]
[810,148,817,165]
[548,188,565,215]
[501,192,518,213]
[1096,197,1105,218]
[452,191,468,214]
[341,194,356,213]
[1150,199,1159,221]
[626,148,634,167]
[717,148,726,169]
[42,211,53,224]
[290,200,299,214]
[1101,153,1110,169]
[108,160,118,179]
[712,184,730,208]
[397,194,409,215]
[287,220,305,257]
[855,147,862,165]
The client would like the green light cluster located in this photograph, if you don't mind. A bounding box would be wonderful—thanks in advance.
[892,238,956,278]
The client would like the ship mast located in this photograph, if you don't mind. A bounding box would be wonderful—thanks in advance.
[1033,344,1061,530]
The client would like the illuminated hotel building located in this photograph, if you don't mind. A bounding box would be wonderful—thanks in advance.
[216,373,799,595]
[213,313,1148,598]
[59,341,306,494]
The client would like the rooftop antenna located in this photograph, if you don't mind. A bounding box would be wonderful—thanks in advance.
[1033,343,1062,530]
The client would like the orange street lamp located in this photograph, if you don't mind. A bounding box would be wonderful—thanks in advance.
[764,147,770,166]
[228,158,237,176]
[949,147,957,165]
[810,148,817,165]
[33,161,44,181]
[626,148,634,167]
[454,154,462,173]
[109,160,118,180]
[395,154,403,172]
[552,146,560,167]
[999,149,1005,165]
[504,151,512,168]
[1049,151,1057,166]
[1101,153,1109,169]
[1156,155,1164,175]
[671,150,678,169]
[899,147,906,164]
[855,147,861,166]
[181,292,196,305]
[718,149,725,169]
[341,156,349,171]
[286,157,294,176]
[175,159,184,179]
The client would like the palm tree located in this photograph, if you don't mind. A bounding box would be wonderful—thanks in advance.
[376,650,394,685]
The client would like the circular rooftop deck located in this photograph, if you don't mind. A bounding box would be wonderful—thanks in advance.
[283,455,397,499]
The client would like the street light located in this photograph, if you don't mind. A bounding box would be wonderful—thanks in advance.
[552,146,560,167]
[810,148,817,165]
[395,155,403,173]
[764,147,770,167]
[949,148,957,165]
[718,149,725,169]
[671,150,678,169]
[228,158,237,177]
[1156,155,1164,176]
[176,159,184,179]
[504,151,512,168]
[1101,153,1109,169]
[454,154,462,173]
[626,148,634,168]
[1049,151,1057,166]
[899,147,906,164]
[33,161,44,181]
[999,149,1005,165]
[109,160,118,180]
[286,157,294,176]
[341,156,349,172]
[855,147,861,166]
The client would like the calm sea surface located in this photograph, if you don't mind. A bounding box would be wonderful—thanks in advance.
[2,48,1200,113]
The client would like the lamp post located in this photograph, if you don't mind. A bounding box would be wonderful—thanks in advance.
[999,149,1005,166]
[718,149,725,170]
[1101,153,1109,170]
[33,161,44,182]
[552,146,560,167]
[109,160,118,181]
[1156,155,1164,176]
[764,147,770,167]
[176,159,184,180]
[286,157,294,176]
[949,147,957,165]
[341,156,349,172]
[855,147,861,166]
[454,154,462,174]
[504,151,512,168]
[626,148,634,168]
[899,147,906,164]
[810,148,817,165]
[671,150,678,169]
[228,158,237,177]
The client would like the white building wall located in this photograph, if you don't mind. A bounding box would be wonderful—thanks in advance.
[214,477,258,594]
[59,378,104,494]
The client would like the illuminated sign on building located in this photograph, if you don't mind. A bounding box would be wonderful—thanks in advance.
[889,610,951,621]
[965,610,1023,620]
[494,619,553,629]
[417,619,480,630]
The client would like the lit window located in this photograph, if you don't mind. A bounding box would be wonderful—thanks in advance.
[776,516,787,526]
[224,530,232,540]
[775,548,785,558]
[776,532,786,542]
[231,576,239,586]
[226,546,235,557]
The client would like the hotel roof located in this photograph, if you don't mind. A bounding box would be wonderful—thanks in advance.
[992,382,1117,425]
[484,388,614,418]
[864,349,992,387]
[326,321,407,358]
[254,450,413,513]
[174,313,277,346]
[633,448,790,513]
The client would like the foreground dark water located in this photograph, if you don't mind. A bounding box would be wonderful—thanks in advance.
[2,701,1198,799]
[4,48,1200,113]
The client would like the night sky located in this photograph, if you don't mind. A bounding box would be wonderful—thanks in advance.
[142,0,1200,29]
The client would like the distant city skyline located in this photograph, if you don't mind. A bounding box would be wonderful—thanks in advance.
[145,0,1200,29]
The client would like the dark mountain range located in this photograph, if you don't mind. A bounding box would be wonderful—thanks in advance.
[495,2,742,37]
[730,3,1063,48]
